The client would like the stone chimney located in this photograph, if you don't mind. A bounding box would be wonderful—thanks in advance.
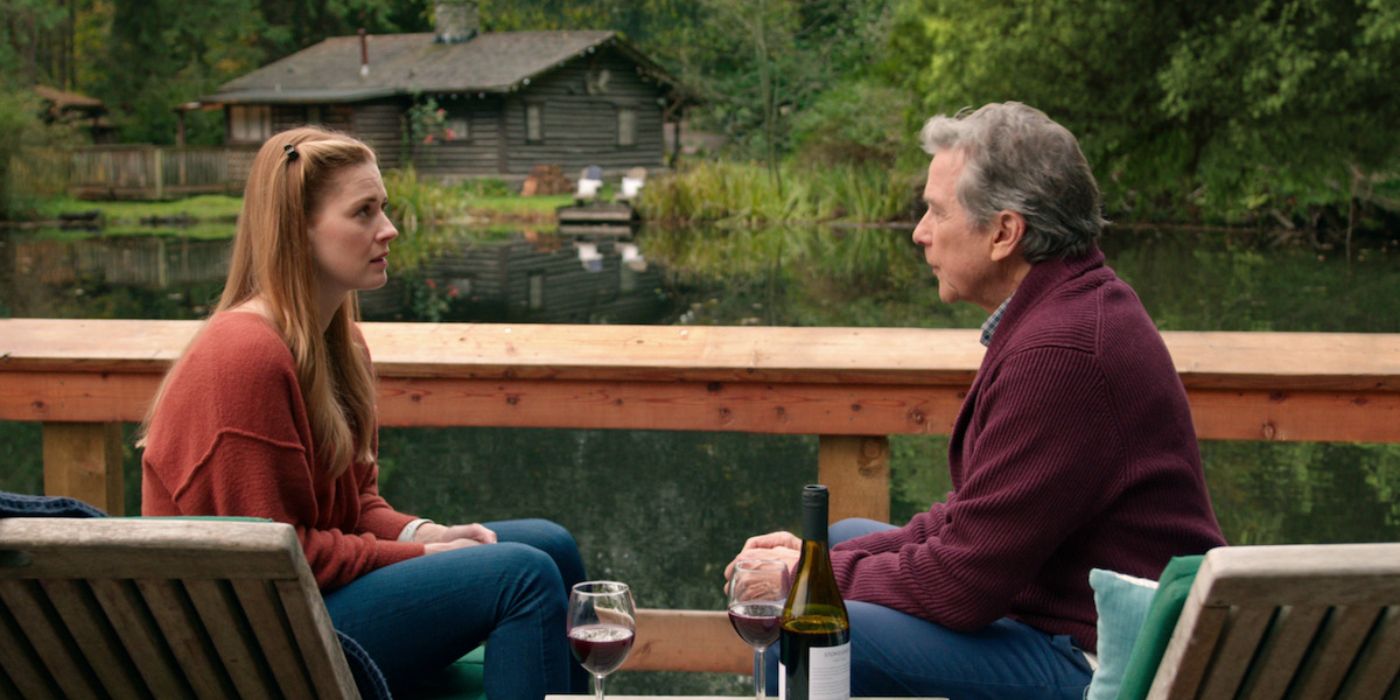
[434,0,479,44]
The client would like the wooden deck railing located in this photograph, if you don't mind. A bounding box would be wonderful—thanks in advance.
[3,319,1399,673]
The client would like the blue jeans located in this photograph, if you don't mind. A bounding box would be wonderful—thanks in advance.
[324,519,588,699]
[761,518,1093,700]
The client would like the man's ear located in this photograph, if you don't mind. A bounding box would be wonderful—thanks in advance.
[987,210,1026,262]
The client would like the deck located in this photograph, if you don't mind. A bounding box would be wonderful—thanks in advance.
[2,319,1398,674]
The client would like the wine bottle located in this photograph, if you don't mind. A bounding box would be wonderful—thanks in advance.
[780,484,850,700]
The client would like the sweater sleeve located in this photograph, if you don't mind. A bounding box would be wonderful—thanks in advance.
[143,316,424,591]
[830,346,1120,630]
[345,325,419,541]
[164,430,422,590]
[832,501,948,555]
[353,453,419,541]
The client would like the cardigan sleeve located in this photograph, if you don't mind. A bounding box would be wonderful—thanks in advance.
[832,501,949,555]
[830,346,1122,630]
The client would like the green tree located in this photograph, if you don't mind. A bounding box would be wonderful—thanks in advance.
[1158,0,1400,226]
[0,0,72,88]
[101,0,263,144]
[886,0,1400,225]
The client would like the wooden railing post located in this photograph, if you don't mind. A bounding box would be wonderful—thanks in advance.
[42,422,124,515]
[151,147,164,200]
[818,435,890,524]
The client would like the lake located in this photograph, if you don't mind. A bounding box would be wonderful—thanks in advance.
[2,223,1398,693]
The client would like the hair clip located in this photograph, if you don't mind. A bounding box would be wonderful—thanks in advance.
[284,143,300,161]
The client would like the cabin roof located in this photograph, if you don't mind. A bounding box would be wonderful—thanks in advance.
[202,30,679,105]
[34,85,104,110]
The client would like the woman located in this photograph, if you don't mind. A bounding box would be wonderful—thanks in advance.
[140,126,584,698]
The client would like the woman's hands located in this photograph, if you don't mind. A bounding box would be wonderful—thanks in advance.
[417,522,498,555]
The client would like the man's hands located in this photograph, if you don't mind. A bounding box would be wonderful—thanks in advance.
[724,530,802,588]
[417,522,498,555]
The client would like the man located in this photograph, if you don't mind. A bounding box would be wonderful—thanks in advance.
[729,102,1225,699]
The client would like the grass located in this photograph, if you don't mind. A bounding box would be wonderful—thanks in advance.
[34,195,244,224]
[467,194,573,221]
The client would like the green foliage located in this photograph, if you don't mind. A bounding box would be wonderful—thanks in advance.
[0,88,40,215]
[34,194,244,224]
[101,0,265,144]
[790,80,916,167]
[637,160,915,225]
[404,95,463,165]
[1155,0,1400,223]
[382,165,469,269]
[407,277,460,322]
[0,89,81,219]
[0,1,69,88]
[886,0,1400,225]
[638,161,813,225]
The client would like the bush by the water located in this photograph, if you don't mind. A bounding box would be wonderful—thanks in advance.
[637,160,917,225]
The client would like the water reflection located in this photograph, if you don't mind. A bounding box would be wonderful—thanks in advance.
[358,229,675,324]
[2,224,1398,695]
[0,228,678,324]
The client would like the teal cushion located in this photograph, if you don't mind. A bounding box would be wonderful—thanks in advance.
[405,646,485,700]
[1117,555,1206,700]
[1085,568,1159,700]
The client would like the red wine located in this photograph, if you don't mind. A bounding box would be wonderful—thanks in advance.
[567,623,635,675]
[728,602,783,647]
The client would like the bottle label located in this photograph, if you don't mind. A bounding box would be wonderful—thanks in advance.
[808,642,850,700]
[778,644,850,700]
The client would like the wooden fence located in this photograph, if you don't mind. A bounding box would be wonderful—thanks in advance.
[67,145,255,200]
[2,319,1398,674]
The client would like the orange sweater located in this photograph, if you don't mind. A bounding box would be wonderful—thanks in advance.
[141,312,424,590]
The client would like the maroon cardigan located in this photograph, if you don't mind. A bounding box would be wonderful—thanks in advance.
[830,248,1225,652]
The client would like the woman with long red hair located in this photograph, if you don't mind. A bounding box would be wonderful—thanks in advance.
[141,126,584,698]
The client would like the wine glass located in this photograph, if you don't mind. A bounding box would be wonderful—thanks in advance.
[567,581,636,700]
[727,559,791,700]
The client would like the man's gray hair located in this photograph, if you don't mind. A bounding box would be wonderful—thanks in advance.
[920,102,1106,262]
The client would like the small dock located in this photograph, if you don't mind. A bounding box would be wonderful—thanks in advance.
[556,202,638,237]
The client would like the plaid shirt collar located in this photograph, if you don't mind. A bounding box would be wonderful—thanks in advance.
[980,295,1014,347]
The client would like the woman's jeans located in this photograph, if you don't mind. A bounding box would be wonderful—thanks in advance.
[760,518,1093,700]
[324,519,588,699]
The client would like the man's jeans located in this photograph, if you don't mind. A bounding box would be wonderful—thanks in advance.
[760,518,1093,700]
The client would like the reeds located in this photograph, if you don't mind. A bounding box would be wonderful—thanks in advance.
[637,160,915,226]
[383,165,468,233]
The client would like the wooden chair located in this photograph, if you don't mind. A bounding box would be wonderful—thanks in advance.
[0,518,361,699]
[1148,542,1400,699]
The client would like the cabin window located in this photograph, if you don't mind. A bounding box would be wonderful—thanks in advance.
[526,104,543,143]
[447,117,469,142]
[528,271,545,309]
[617,108,636,147]
[229,105,271,143]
